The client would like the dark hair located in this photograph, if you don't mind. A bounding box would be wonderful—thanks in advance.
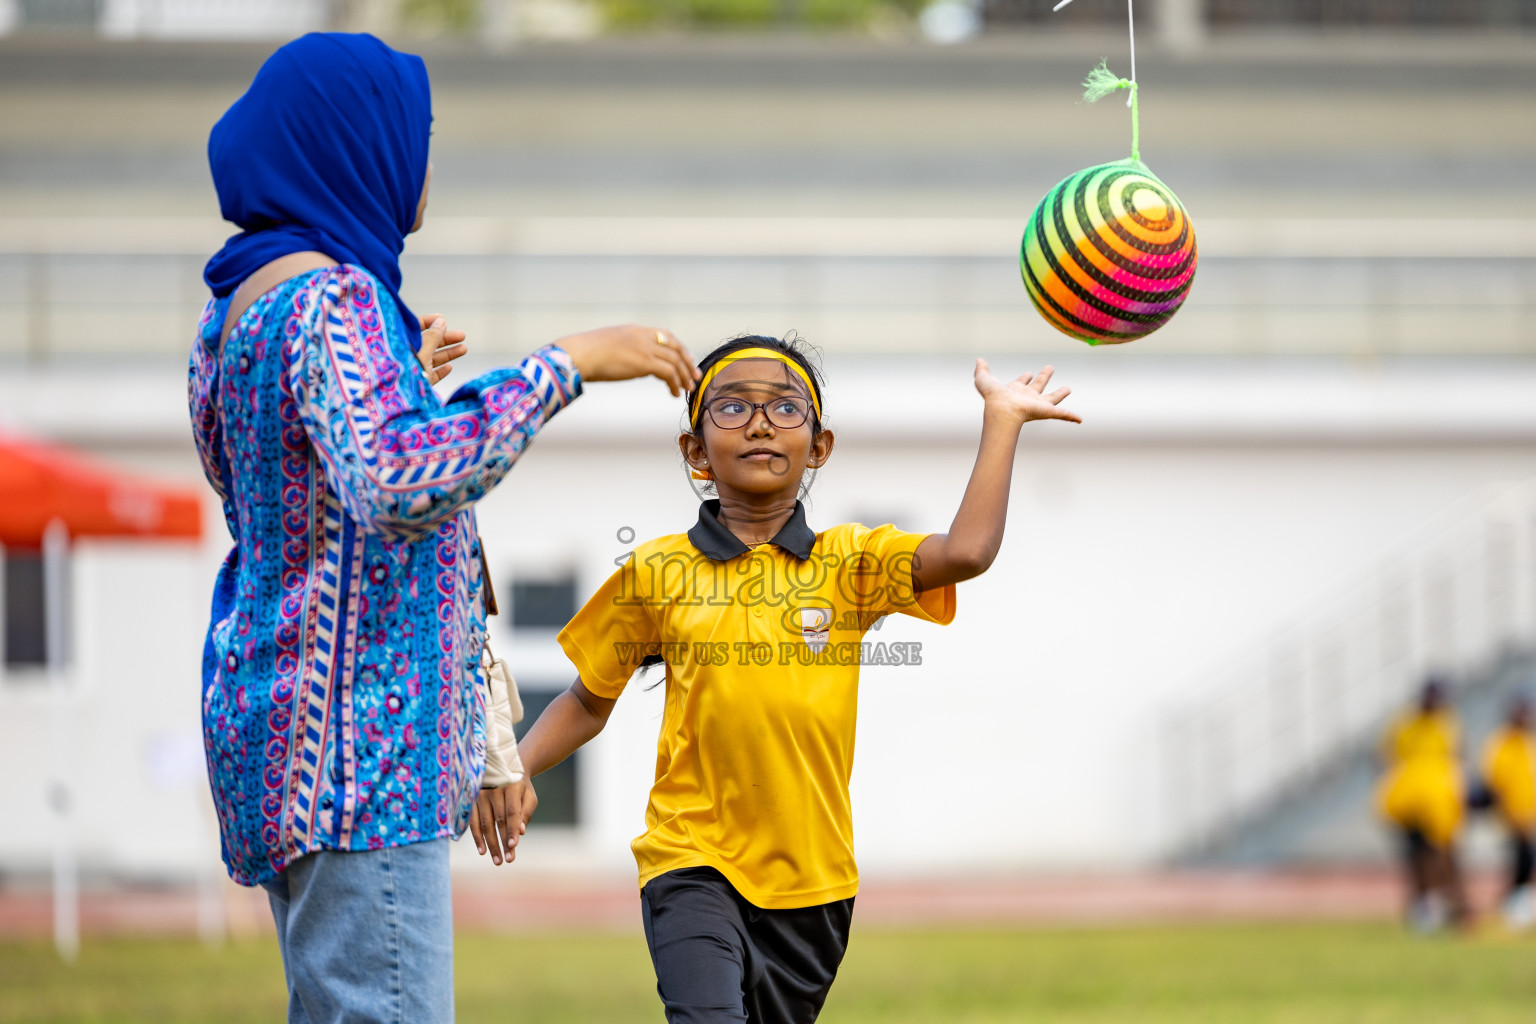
[642,334,825,677]
[688,333,826,436]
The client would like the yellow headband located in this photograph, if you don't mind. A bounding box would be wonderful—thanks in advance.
[688,347,822,428]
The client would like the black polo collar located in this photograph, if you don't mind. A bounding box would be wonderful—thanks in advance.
[688,499,816,562]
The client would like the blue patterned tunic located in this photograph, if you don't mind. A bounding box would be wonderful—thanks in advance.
[188,265,581,885]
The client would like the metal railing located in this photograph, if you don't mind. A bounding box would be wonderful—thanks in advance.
[1161,480,1536,860]
[987,0,1536,28]
[1,217,1534,362]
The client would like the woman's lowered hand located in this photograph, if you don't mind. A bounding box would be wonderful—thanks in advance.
[469,778,538,866]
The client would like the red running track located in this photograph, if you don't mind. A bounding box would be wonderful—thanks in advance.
[0,868,1508,939]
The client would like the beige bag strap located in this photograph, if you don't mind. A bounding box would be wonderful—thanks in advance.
[219,250,338,347]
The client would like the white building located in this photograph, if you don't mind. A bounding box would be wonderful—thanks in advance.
[4,219,1535,884]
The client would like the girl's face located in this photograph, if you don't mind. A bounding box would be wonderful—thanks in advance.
[679,358,833,503]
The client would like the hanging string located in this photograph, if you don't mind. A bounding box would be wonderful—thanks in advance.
[1054,0,1142,162]
[1126,0,1136,106]
[1052,0,1137,83]
[1083,62,1139,162]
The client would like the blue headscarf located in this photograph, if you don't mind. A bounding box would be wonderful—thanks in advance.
[205,33,431,350]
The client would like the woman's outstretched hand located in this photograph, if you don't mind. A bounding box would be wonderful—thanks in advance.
[973,359,1081,425]
[557,324,701,397]
[469,778,538,867]
[418,313,468,385]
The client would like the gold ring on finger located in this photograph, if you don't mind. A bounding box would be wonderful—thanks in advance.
[656,331,668,347]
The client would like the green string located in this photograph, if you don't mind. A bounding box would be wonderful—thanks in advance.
[1130,82,1139,161]
[1083,60,1140,163]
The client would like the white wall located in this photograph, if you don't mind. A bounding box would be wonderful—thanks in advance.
[0,539,222,878]
[100,0,326,39]
[468,358,1536,874]
[4,358,1536,881]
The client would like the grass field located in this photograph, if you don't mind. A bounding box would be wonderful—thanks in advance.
[3,922,1535,1023]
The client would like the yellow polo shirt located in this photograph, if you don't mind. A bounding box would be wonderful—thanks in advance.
[1482,726,1536,833]
[557,500,955,909]
[1376,709,1464,847]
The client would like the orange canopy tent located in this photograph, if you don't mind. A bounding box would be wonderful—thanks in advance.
[0,431,203,545]
[1,431,203,964]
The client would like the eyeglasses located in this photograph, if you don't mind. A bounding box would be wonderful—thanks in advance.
[701,395,812,431]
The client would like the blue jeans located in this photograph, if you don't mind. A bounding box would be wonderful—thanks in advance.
[261,838,454,1024]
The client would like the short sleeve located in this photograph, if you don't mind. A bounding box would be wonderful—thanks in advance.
[839,523,956,629]
[557,558,662,700]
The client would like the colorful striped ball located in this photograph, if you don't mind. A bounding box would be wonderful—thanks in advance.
[1020,158,1198,345]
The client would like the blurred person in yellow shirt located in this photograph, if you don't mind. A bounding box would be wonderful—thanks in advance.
[1479,695,1535,930]
[1376,678,1470,931]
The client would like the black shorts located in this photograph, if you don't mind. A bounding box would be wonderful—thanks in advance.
[640,866,854,1024]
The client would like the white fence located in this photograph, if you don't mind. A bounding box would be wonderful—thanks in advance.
[3,0,326,37]
[1,216,1534,362]
[1162,481,1536,859]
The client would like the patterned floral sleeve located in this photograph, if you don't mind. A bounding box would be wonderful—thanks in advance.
[284,266,582,541]
[187,297,231,506]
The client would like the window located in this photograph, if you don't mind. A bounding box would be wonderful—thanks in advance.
[508,570,581,826]
[509,577,577,631]
[19,0,102,29]
[512,687,580,827]
[3,546,47,669]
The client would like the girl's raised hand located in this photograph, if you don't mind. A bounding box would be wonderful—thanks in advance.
[556,324,701,397]
[973,359,1081,425]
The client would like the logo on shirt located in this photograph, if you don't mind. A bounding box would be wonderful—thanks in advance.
[799,607,832,654]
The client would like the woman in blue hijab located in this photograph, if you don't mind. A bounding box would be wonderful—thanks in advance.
[190,33,698,1023]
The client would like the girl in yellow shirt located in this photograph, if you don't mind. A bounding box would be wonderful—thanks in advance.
[1376,679,1470,930]
[472,334,1078,1023]
[1480,696,1535,929]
